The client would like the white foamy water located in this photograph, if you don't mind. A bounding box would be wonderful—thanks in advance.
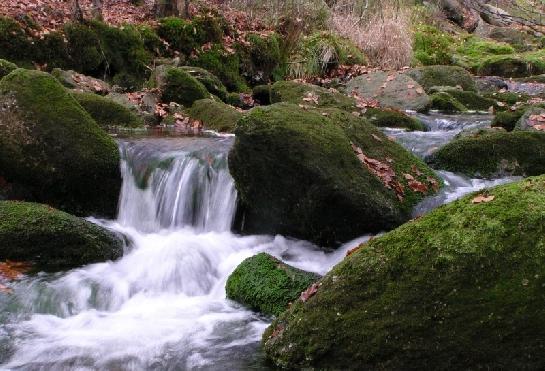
[0,113,522,369]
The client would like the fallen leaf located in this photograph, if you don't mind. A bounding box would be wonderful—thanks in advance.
[472,194,495,204]
[300,282,320,302]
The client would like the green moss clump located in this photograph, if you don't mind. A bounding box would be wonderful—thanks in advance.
[226,253,320,316]
[0,59,17,79]
[229,103,440,246]
[0,17,33,63]
[430,92,467,113]
[364,108,426,131]
[72,91,144,128]
[151,66,209,106]
[407,65,476,92]
[263,176,545,369]
[180,66,227,101]
[478,52,545,78]
[491,108,525,131]
[484,91,530,106]
[252,84,271,105]
[0,69,121,217]
[239,32,285,84]
[186,98,243,132]
[412,25,455,66]
[430,130,545,177]
[0,201,122,270]
[443,89,497,111]
[189,44,248,92]
[34,31,70,69]
[270,81,357,111]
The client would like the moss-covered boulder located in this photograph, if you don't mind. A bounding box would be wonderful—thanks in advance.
[180,66,228,101]
[270,81,356,111]
[51,68,111,95]
[429,130,545,177]
[0,59,17,79]
[72,91,144,128]
[430,91,467,113]
[346,72,431,112]
[364,108,426,131]
[491,108,525,131]
[0,69,121,217]
[436,88,496,111]
[263,176,545,369]
[229,103,440,246]
[186,98,243,132]
[515,106,545,132]
[226,253,320,316]
[0,201,122,269]
[406,65,476,92]
[148,65,209,106]
[478,55,545,78]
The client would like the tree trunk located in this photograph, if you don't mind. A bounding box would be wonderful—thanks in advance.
[72,0,84,22]
[156,0,178,17]
[92,0,104,21]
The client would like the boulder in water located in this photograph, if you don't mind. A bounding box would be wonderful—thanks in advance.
[226,253,320,316]
[0,69,121,217]
[263,176,545,369]
[364,108,426,131]
[346,71,431,112]
[0,201,123,269]
[229,103,441,246]
[72,91,144,128]
[429,130,545,177]
[186,98,243,133]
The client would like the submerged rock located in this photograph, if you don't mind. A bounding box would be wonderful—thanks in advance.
[226,253,320,316]
[0,69,121,217]
[0,201,123,269]
[72,91,144,128]
[346,71,431,112]
[429,130,545,177]
[263,176,545,369]
[186,98,243,133]
[229,103,440,246]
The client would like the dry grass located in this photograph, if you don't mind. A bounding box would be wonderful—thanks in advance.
[331,0,413,70]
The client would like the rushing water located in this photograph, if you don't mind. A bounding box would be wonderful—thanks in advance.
[0,114,520,370]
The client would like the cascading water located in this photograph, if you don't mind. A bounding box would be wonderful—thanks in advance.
[0,113,522,370]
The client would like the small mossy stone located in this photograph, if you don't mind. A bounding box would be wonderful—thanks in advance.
[150,66,209,106]
[407,65,476,92]
[0,201,123,270]
[252,84,271,105]
[0,69,121,217]
[270,81,357,111]
[72,91,144,128]
[186,98,243,132]
[263,175,545,369]
[226,253,320,316]
[229,103,440,246]
[430,92,467,113]
[491,108,525,131]
[0,59,17,79]
[429,130,545,177]
[180,66,227,101]
[364,108,426,131]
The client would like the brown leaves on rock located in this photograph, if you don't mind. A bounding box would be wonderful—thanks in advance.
[350,91,380,110]
[529,113,545,131]
[0,260,32,294]
[472,194,495,204]
[300,282,320,303]
[302,92,319,105]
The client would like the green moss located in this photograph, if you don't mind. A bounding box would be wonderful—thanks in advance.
[134,24,166,56]
[0,69,121,217]
[407,65,476,92]
[412,25,455,66]
[430,130,545,177]
[453,36,515,71]
[189,44,248,92]
[264,176,545,369]
[364,108,426,131]
[270,81,357,111]
[477,51,545,78]
[252,84,271,105]
[484,91,530,106]
[444,90,497,111]
[186,98,242,132]
[239,32,284,84]
[0,17,33,63]
[0,201,122,270]
[72,91,144,128]
[0,59,17,79]
[430,92,467,113]
[491,109,525,131]
[158,66,209,106]
[226,253,320,316]
[180,66,227,101]
[229,103,440,246]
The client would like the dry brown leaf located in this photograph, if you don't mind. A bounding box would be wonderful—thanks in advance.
[472,194,495,204]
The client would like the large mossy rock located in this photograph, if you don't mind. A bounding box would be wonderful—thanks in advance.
[0,201,122,269]
[346,71,431,112]
[180,66,228,101]
[186,98,243,133]
[226,253,320,316]
[430,91,468,113]
[72,91,144,128]
[478,55,545,78]
[406,65,476,92]
[148,65,209,106]
[0,69,121,217]
[263,176,545,369]
[430,130,545,177]
[229,103,440,246]
[270,81,357,111]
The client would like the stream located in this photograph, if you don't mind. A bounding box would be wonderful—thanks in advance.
[0,113,520,370]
